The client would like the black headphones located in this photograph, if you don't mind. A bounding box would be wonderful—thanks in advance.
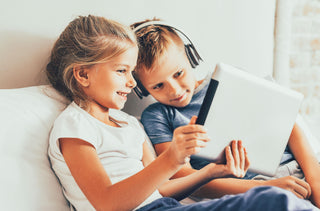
[132,21,203,99]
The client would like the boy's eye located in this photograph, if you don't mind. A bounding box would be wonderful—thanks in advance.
[153,83,163,90]
[174,70,183,78]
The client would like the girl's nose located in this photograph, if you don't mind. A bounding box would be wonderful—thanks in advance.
[127,73,137,88]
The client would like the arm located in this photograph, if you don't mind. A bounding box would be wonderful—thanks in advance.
[59,138,181,211]
[155,142,259,198]
[288,123,320,207]
[142,140,215,200]
[59,117,209,210]
[143,117,250,200]
[154,126,252,200]
[141,107,259,197]
[155,141,312,199]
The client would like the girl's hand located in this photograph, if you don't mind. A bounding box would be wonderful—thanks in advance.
[223,140,250,178]
[167,116,210,165]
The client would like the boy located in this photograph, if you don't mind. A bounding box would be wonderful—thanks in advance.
[131,19,320,207]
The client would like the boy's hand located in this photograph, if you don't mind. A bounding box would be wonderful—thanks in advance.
[168,116,210,165]
[206,140,250,179]
[264,176,312,200]
[223,140,250,178]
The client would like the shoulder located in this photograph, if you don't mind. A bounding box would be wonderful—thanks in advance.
[141,102,174,123]
[142,102,171,116]
[53,102,83,128]
[53,102,94,130]
[49,102,100,149]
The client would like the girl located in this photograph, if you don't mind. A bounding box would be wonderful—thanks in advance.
[46,15,316,211]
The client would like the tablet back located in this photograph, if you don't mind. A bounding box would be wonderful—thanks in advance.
[193,63,303,176]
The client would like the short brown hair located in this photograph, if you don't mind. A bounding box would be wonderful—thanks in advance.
[131,18,184,74]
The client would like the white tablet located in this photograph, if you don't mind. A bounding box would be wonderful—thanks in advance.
[193,63,303,176]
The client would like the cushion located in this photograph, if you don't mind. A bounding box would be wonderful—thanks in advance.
[0,85,70,210]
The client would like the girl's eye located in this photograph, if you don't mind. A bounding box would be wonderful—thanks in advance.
[174,70,183,78]
[117,69,126,73]
[153,83,163,90]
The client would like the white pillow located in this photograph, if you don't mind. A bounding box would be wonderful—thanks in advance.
[0,85,70,211]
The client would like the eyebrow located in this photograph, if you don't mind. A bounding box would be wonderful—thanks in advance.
[143,78,161,89]
[113,63,137,70]
[113,63,129,67]
[147,66,184,87]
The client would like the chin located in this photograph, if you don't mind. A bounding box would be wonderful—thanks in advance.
[172,100,190,108]
[176,102,189,108]
[116,105,125,110]
[179,97,192,107]
[109,103,125,110]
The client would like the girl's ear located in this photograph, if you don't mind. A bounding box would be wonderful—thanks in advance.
[73,65,90,87]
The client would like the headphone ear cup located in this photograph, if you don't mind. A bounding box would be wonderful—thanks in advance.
[185,44,199,68]
[133,74,149,99]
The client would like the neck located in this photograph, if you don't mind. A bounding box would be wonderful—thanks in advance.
[76,100,119,127]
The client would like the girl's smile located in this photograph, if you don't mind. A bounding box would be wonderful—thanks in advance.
[117,91,130,101]
[82,45,138,114]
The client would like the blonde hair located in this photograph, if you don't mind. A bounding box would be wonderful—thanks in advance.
[46,15,137,101]
[131,18,184,74]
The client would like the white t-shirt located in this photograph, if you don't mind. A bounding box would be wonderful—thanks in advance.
[48,102,162,210]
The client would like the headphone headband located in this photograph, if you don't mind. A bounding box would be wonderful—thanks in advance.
[133,21,196,49]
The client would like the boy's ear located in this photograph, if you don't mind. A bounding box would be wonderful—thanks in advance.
[73,65,90,87]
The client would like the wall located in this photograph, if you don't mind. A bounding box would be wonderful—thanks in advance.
[0,0,276,89]
[290,0,320,114]
[275,0,320,138]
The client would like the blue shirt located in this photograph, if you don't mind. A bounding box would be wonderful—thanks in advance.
[141,72,294,179]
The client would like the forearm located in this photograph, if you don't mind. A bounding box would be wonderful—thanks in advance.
[185,162,263,199]
[159,165,213,200]
[95,151,180,211]
[288,124,320,181]
[191,177,263,198]
[160,163,262,200]
[289,124,320,206]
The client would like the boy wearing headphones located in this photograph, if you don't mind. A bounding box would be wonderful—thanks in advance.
[131,19,320,206]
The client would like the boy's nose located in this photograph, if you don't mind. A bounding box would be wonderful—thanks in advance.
[167,81,181,96]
